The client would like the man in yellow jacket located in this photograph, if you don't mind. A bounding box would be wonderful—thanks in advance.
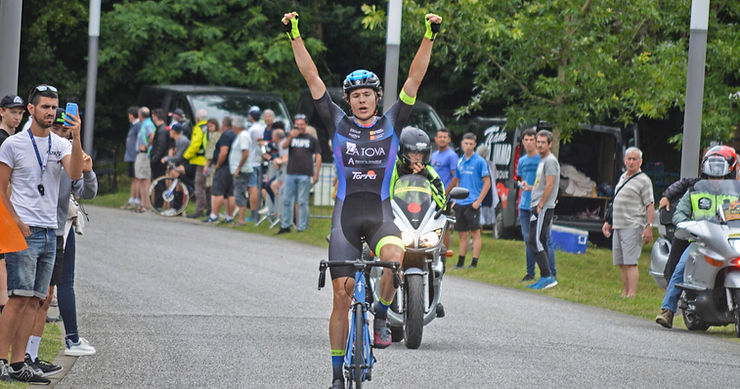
[184,109,209,218]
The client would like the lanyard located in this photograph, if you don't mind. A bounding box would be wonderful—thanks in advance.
[28,129,52,177]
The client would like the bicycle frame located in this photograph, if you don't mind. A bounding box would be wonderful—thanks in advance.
[318,259,400,388]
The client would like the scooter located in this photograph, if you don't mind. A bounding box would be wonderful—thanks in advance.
[672,179,740,336]
[368,174,468,349]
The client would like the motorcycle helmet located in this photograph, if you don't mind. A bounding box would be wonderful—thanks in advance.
[701,145,737,179]
[399,126,432,165]
[343,69,382,98]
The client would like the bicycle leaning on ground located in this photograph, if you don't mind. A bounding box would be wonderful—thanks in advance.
[148,161,192,217]
[318,258,401,389]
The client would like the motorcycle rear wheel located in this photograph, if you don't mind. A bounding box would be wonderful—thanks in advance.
[682,309,710,331]
[404,274,424,349]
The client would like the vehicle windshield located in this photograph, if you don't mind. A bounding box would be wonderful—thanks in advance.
[393,174,433,229]
[189,94,291,129]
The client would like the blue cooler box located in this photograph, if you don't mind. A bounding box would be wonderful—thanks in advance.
[551,225,588,254]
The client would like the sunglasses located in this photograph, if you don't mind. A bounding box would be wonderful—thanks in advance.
[29,84,58,103]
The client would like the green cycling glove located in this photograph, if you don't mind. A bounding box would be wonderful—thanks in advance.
[282,12,301,40]
[424,14,441,40]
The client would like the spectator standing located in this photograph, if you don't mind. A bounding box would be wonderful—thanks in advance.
[183,109,209,218]
[516,127,556,282]
[169,108,189,137]
[228,116,253,225]
[0,95,24,143]
[0,95,25,314]
[602,147,654,298]
[134,107,155,212]
[149,108,170,181]
[199,117,224,218]
[261,109,276,144]
[277,114,321,233]
[0,85,83,384]
[28,108,98,377]
[524,130,560,290]
[476,144,499,226]
[449,133,491,268]
[430,128,456,190]
[204,118,237,224]
[246,106,265,222]
[122,106,140,209]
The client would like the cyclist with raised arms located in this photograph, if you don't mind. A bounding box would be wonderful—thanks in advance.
[282,10,442,389]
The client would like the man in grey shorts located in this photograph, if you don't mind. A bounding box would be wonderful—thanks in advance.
[602,147,654,298]
[228,117,252,225]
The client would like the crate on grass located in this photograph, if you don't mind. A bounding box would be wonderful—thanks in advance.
[551,225,589,254]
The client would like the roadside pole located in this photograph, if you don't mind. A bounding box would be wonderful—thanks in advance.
[382,0,402,113]
[680,0,710,178]
[0,0,23,96]
[83,0,101,155]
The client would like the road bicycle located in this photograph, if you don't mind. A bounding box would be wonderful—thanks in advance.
[318,258,400,389]
[147,162,191,217]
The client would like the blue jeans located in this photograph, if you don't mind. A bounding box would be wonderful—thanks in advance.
[519,209,556,278]
[57,228,79,339]
[5,227,56,299]
[661,245,689,312]
[281,174,311,230]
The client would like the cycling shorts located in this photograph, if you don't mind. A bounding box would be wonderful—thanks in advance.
[328,192,403,279]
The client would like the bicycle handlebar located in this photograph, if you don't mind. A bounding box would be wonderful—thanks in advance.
[317,259,400,290]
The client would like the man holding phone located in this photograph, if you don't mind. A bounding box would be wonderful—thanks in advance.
[0,85,83,383]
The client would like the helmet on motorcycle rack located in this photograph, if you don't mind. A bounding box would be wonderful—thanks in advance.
[343,69,382,99]
[399,126,432,166]
[701,145,738,179]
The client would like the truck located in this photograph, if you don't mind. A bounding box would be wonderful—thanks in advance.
[138,85,293,131]
[469,117,638,243]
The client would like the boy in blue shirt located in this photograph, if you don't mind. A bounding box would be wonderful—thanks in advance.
[449,133,491,268]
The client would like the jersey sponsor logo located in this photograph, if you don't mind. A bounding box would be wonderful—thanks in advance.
[345,142,386,158]
[352,170,377,180]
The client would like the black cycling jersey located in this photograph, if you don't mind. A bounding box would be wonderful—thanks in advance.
[314,91,412,278]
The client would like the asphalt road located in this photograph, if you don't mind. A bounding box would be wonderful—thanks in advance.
[54,205,740,388]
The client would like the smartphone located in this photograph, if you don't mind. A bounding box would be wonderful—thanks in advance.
[64,102,78,125]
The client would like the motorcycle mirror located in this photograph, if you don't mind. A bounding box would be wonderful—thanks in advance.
[449,187,469,200]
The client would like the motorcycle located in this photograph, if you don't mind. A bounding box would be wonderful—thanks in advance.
[671,179,740,336]
[368,174,468,349]
[649,207,675,289]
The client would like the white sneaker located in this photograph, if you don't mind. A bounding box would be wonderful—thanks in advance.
[64,337,96,356]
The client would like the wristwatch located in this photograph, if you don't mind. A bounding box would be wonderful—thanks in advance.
[646,223,653,228]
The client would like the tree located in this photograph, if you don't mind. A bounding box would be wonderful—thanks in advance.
[409,0,740,147]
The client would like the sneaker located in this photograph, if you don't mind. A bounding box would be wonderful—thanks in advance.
[202,215,219,223]
[186,211,204,219]
[8,362,50,385]
[527,277,548,289]
[655,309,674,329]
[64,337,96,356]
[330,378,345,389]
[0,360,11,382]
[275,227,291,235]
[26,354,62,377]
[373,318,392,349]
[520,274,535,282]
[223,217,234,224]
[467,262,477,269]
[541,276,558,289]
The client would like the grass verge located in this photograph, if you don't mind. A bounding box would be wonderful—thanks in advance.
[89,191,739,339]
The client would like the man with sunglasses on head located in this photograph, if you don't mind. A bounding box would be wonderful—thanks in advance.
[0,85,83,384]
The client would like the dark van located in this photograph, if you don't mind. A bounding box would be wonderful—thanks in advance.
[470,117,638,240]
[138,85,293,131]
[295,88,446,162]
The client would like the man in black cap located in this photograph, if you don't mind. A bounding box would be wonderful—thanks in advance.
[0,95,25,145]
[169,108,190,138]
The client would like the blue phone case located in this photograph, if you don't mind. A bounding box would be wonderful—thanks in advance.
[65,102,78,125]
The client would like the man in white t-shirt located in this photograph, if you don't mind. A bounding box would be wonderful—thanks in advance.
[246,106,265,222]
[0,85,83,383]
[228,116,253,225]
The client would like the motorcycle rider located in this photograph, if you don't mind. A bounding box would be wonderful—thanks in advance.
[656,145,738,328]
[389,127,446,211]
[282,10,442,389]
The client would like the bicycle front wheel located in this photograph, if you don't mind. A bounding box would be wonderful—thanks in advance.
[353,307,363,389]
[148,176,190,217]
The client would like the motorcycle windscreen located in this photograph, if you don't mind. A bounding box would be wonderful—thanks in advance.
[393,174,433,229]
[692,179,740,221]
